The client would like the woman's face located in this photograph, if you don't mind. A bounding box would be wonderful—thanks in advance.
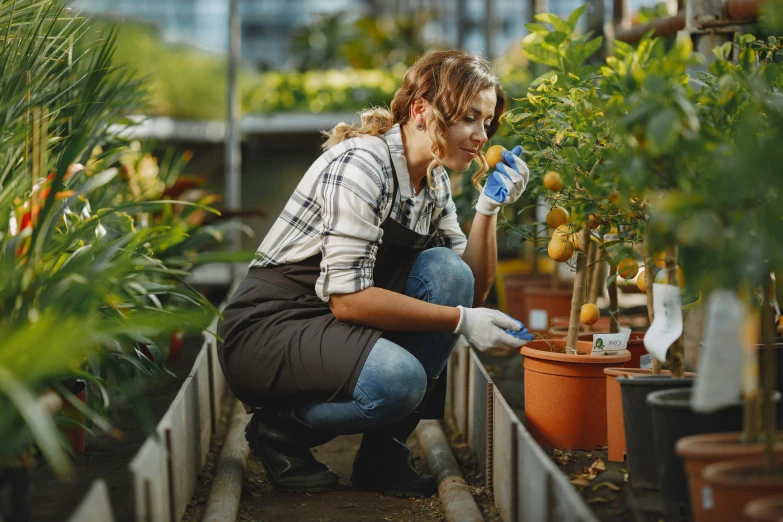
[442,88,497,172]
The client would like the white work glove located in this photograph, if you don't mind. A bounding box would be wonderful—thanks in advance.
[453,305,535,352]
[475,145,530,216]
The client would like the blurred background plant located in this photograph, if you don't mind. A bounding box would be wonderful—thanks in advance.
[0,0,252,481]
[288,11,435,70]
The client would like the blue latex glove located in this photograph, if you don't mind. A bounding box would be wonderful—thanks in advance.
[505,319,535,345]
[476,145,530,216]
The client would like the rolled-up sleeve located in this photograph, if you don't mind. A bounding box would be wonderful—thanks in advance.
[430,198,468,257]
[316,149,387,302]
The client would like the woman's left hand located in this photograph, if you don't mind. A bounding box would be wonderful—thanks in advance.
[475,145,529,216]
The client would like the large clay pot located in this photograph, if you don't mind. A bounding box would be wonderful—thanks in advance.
[521,286,574,333]
[702,457,783,522]
[501,273,553,327]
[647,388,744,516]
[520,339,630,450]
[618,375,695,489]
[604,368,693,463]
[62,381,88,454]
[677,432,783,522]
[745,494,783,522]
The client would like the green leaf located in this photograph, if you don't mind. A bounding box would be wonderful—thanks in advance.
[535,13,572,35]
[525,23,550,34]
[645,108,680,154]
[566,4,588,32]
[606,273,618,288]
[0,367,73,481]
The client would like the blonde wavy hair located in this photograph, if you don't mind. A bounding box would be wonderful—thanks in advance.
[322,50,507,190]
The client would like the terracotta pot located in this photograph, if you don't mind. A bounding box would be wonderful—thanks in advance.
[502,274,553,328]
[520,339,630,450]
[745,494,783,522]
[62,382,87,454]
[169,329,184,361]
[521,286,574,333]
[702,457,783,522]
[678,433,783,522]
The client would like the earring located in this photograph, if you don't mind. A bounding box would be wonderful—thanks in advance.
[416,122,425,131]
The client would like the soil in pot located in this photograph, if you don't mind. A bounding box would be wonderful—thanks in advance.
[745,494,783,522]
[618,374,695,489]
[520,339,630,450]
[677,432,783,522]
[605,368,694,463]
[702,457,783,522]
[648,387,744,517]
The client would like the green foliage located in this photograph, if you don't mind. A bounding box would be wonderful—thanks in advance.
[0,1,253,478]
[289,11,435,71]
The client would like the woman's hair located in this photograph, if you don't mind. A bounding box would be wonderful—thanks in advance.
[322,50,507,190]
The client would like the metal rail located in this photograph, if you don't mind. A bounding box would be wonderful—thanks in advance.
[615,0,765,43]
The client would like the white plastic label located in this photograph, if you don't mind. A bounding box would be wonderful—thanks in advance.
[591,327,631,355]
[640,354,653,369]
[702,486,714,509]
[529,309,548,331]
[691,290,743,413]
[644,283,684,362]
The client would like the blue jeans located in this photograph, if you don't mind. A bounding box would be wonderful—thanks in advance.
[294,247,474,435]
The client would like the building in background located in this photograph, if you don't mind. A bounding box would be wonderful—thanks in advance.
[72,0,665,68]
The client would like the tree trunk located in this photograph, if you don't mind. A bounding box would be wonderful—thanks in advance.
[644,238,660,374]
[565,226,592,352]
[588,245,604,305]
[666,245,685,378]
[609,263,620,334]
[762,275,777,472]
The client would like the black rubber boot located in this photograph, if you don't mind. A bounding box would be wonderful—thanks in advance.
[351,378,439,498]
[245,408,339,493]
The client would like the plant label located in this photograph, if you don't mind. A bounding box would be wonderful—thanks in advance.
[691,290,743,413]
[528,309,548,331]
[640,354,653,369]
[644,283,683,362]
[591,328,631,355]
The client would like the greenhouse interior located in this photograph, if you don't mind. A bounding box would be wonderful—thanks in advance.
[1,0,782,521]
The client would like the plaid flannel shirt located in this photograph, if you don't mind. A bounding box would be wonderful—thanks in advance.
[250,124,468,302]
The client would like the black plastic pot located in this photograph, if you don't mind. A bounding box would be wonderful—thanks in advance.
[618,375,695,489]
[647,388,744,517]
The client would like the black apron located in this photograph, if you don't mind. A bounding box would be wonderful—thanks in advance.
[218,146,448,419]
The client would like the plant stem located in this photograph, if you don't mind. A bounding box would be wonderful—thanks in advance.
[666,245,685,378]
[643,237,660,374]
[762,275,777,474]
[588,244,604,305]
[566,226,591,352]
[609,263,619,334]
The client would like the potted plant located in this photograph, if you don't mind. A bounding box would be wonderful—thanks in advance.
[501,6,631,451]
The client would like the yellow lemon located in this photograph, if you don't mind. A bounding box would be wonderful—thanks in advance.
[580,303,600,325]
[618,258,640,280]
[485,145,506,169]
[543,170,564,192]
[546,206,569,229]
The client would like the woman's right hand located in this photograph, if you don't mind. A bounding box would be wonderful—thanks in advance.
[453,305,534,352]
